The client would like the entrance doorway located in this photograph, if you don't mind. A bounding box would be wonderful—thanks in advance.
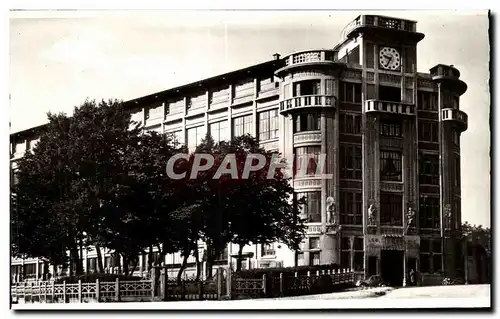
[381,250,404,287]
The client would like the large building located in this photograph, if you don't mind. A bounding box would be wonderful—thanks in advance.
[10,14,468,286]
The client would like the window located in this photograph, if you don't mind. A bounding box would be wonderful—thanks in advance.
[380,150,402,181]
[325,79,334,95]
[339,82,362,103]
[166,98,185,116]
[380,193,403,226]
[24,263,36,279]
[452,130,460,145]
[293,80,321,97]
[340,191,362,225]
[209,120,229,144]
[353,238,364,271]
[215,246,229,261]
[380,120,402,137]
[168,130,185,147]
[340,144,362,180]
[146,104,163,121]
[187,125,206,152]
[420,239,442,273]
[379,85,401,103]
[340,237,351,270]
[310,252,321,266]
[258,109,279,141]
[284,84,290,100]
[233,79,254,99]
[419,155,439,185]
[339,113,362,134]
[366,43,375,68]
[297,252,305,266]
[233,114,253,137]
[104,257,112,270]
[262,243,276,256]
[295,146,321,176]
[454,157,461,187]
[309,237,320,250]
[86,257,97,274]
[418,91,438,111]
[418,121,439,142]
[404,47,416,73]
[419,196,440,229]
[295,113,321,132]
[296,191,321,223]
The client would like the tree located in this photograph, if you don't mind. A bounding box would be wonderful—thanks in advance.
[11,99,183,276]
[175,134,306,275]
[461,222,491,253]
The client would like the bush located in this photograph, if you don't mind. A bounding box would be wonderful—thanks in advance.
[310,275,334,294]
[54,273,143,284]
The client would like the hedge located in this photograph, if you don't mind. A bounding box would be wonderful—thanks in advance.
[54,273,143,284]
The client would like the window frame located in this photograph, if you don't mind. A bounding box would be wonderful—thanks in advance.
[380,150,403,182]
[379,193,403,226]
[296,191,322,223]
[340,191,363,225]
[258,109,279,141]
[340,144,362,180]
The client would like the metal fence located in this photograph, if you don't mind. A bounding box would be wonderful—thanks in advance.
[11,278,154,304]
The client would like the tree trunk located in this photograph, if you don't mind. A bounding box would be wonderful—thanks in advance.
[148,246,154,271]
[194,243,201,281]
[177,248,190,285]
[123,255,129,276]
[236,244,244,271]
[206,241,214,279]
[95,245,104,273]
[129,258,138,276]
[70,245,82,275]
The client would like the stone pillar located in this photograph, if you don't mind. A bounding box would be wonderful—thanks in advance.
[320,234,338,264]
[35,258,39,281]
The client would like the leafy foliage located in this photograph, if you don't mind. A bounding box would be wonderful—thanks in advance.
[11,100,306,279]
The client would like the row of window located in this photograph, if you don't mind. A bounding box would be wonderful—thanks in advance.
[169,109,279,150]
[298,237,443,272]
[297,190,445,229]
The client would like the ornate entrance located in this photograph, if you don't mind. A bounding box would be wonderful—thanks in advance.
[381,250,404,287]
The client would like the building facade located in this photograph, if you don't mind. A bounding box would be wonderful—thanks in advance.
[10,14,468,286]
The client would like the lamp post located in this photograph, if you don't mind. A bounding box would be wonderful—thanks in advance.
[443,204,451,277]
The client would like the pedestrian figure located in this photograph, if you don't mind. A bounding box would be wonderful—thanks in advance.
[410,269,415,286]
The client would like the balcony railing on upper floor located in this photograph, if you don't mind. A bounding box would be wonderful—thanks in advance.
[284,50,336,67]
[280,95,336,114]
[340,15,417,41]
[365,99,415,116]
[441,108,468,131]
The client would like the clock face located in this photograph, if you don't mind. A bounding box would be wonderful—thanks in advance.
[379,47,401,70]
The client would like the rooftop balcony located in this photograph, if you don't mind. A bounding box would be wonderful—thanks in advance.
[365,99,416,116]
[275,50,341,77]
[441,108,468,132]
[430,64,468,96]
[338,15,424,45]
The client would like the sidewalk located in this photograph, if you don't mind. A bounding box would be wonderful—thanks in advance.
[268,287,394,300]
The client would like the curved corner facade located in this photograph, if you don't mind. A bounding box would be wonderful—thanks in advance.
[10,14,468,286]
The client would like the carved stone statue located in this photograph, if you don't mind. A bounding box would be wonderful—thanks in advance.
[326,197,337,225]
[368,204,377,226]
[406,207,415,230]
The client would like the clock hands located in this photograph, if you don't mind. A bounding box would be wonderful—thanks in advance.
[382,54,393,67]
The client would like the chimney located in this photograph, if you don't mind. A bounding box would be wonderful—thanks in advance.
[273,53,281,60]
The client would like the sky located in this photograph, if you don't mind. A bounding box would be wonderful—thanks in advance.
[8,10,490,227]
